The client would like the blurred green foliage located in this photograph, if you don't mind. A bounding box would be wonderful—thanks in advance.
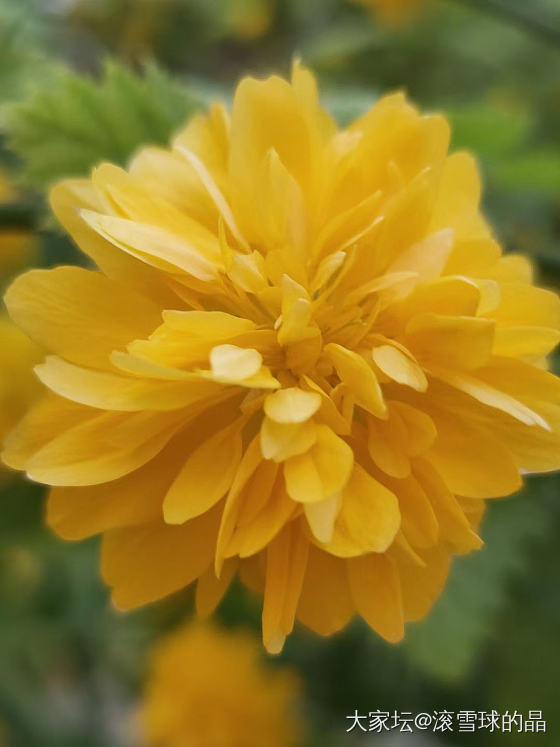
[0,0,560,745]
[4,61,203,189]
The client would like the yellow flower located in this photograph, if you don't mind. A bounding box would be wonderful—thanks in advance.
[4,64,560,652]
[141,621,302,747]
[353,0,427,25]
[0,316,42,466]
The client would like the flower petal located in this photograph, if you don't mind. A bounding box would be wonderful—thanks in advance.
[25,410,185,487]
[296,547,354,636]
[414,458,482,554]
[406,313,495,370]
[392,544,451,622]
[4,266,160,370]
[488,282,560,328]
[431,367,550,430]
[386,474,439,549]
[262,522,309,653]
[101,504,221,609]
[260,418,317,462]
[81,210,219,281]
[386,228,454,285]
[47,438,195,539]
[195,559,238,618]
[325,343,387,417]
[427,410,521,499]
[367,412,411,479]
[347,554,404,643]
[304,493,341,543]
[390,401,437,456]
[284,426,353,504]
[210,344,262,381]
[50,180,178,305]
[162,310,257,337]
[163,420,244,524]
[372,344,427,392]
[321,464,400,557]
[493,326,560,359]
[264,387,321,424]
[227,479,295,559]
[35,356,221,412]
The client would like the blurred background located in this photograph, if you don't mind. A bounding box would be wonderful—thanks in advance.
[0,0,560,744]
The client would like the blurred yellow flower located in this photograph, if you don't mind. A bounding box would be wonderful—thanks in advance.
[0,172,36,279]
[354,0,427,24]
[141,621,302,747]
[223,0,273,40]
[4,63,560,652]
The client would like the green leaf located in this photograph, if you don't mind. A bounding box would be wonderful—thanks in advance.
[402,476,556,683]
[3,60,204,189]
[448,104,531,157]
[490,148,560,195]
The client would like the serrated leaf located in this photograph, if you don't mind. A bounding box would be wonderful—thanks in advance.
[402,476,555,682]
[3,60,204,189]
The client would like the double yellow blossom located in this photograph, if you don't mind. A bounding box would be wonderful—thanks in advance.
[4,64,560,652]
[142,621,302,747]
